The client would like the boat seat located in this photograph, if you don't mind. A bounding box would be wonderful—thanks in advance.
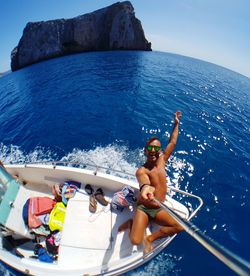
[1,185,34,239]
[3,184,54,240]
[58,191,112,266]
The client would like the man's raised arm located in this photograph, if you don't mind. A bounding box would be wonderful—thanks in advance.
[163,111,182,161]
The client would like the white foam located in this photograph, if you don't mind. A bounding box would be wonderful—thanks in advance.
[0,143,195,196]
[214,195,219,204]
[61,144,138,178]
[0,143,58,163]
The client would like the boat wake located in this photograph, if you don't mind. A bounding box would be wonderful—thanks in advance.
[0,142,194,193]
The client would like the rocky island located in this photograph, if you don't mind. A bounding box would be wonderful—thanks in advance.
[11,1,151,71]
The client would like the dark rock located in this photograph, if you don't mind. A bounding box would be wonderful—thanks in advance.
[11,1,151,71]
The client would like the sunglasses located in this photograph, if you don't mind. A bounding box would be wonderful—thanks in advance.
[146,145,161,152]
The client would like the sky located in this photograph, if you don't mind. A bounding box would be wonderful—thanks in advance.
[0,0,249,78]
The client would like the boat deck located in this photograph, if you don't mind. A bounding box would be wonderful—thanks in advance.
[58,189,140,271]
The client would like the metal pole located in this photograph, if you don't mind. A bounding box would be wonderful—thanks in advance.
[154,199,250,276]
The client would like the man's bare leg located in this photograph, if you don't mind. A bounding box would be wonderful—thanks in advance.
[118,209,149,253]
[118,219,133,232]
[118,220,152,254]
[145,210,183,248]
[143,235,153,254]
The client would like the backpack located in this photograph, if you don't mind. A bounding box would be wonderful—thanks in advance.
[46,231,62,255]
[48,202,66,231]
[28,197,56,229]
[111,185,136,212]
[61,180,81,205]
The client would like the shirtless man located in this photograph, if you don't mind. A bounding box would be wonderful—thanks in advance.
[119,111,183,253]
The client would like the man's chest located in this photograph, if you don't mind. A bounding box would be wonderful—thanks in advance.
[147,166,166,183]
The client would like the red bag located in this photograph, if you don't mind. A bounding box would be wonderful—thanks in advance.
[28,197,56,229]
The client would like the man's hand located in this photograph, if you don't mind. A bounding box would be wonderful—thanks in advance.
[141,185,155,200]
[174,111,182,124]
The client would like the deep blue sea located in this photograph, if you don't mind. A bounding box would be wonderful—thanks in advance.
[0,51,249,275]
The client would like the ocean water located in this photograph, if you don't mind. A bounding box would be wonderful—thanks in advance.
[0,51,249,275]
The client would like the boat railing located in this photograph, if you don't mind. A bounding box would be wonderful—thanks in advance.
[6,161,204,237]
[16,160,136,178]
[168,186,203,220]
[8,160,204,216]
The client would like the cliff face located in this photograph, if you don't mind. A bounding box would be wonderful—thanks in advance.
[11,1,151,71]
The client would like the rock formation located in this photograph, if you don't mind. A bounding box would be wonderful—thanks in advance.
[11,1,151,71]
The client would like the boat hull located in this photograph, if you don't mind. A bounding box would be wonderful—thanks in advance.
[0,163,190,275]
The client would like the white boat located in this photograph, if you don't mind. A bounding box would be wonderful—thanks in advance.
[0,162,202,275]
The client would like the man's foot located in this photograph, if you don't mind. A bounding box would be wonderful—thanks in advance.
[118,219,132,232]
[143,236,153,254]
